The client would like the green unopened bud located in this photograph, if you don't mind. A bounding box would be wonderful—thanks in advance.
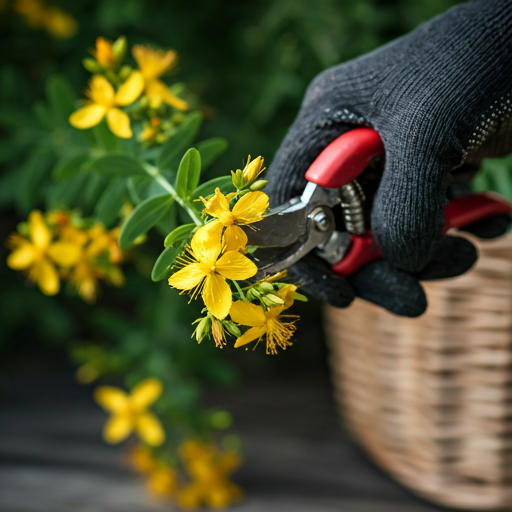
[118,65,132,81]
[105,70,118,85]
[193,316,210,344]
[171,112,185,125]
[83,58,102,74]
[112,36,127,64]
[231,169,244,189]
[256,282,274,293]
[211,410,233,429]
[261,294,285,307]
[156,133,168,144]
[222,320,241,338]
[246,288,261,301]
[250,180,268,191]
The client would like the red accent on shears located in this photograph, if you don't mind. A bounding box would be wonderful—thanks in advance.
[305,128,384,188]
[305,129,512,277]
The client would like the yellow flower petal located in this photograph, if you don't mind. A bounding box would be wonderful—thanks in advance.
[191,229,222,266]
[132,45,177,81]
[145,79,188,110]
[7,243,36,270]
[106,108,132,138]
[229,300,266,327]
[29,210,52,250]
[69,104,106,129]
[47,242,82,267]
[193,220,223,249]
[34,258,60,295]
[202,188,230,219]
[131,378,163,411]
[168,263,205,290]
[94,386,130,413]
[215,251,257,281]
[232,191,269,225]
[223,225,248,252]
[103,414,133,444]
[87,75,115,107]
[202,273,231,319]
[276,284,297,309]
[242,155,265,182]
[115,70,144,106]
[136,412,165,446]
[234,325,266,348]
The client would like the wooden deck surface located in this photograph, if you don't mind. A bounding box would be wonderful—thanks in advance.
[0,367,451,512]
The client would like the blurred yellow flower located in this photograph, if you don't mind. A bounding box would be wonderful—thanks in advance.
[177,441,243,510]
[168,231,257,320]
[61,225,124,303]
[196,188,268,252]
[6,211,81,296]
[131,45,188,110]
[230,285,299,354]
[92,37,115,69]
[14,0,78,39]
[147,463,177,497]
[94,378,165,446]
[69,74,143,138]
[129,445,156,473]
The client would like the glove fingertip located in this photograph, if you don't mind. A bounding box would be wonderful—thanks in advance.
[348,261,427,317]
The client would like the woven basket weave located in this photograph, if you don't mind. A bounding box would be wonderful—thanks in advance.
[325,233,512,511]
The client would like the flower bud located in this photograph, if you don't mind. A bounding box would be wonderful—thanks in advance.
[83,58,103,74]
[112,36,127,64]
[242,155,265,185]
[249,180,268,191]
[222,320,241,338]
[231,169,244,189]
[211,318,226,348]
[193,316,210,344]
[256,282,274,293]
[246,288,261,301]
[261,294,285,307]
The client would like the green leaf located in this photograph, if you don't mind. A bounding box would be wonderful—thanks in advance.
[152,245,183,282]
[164,223,195,247]
[46,173,90,211]
[191,176,235,205]
[52,151,90,181]
[157,112,203,171]
[46,74,76,125]
[197,138,228,170]
[94,177,127,227]
[86,154,149,177]
[17,148,55,214]
[119,194,175,250]
[176,148,201,199]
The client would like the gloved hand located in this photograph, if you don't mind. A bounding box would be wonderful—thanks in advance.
[266,0,512,317]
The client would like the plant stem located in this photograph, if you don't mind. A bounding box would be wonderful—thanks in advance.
[145,165,202,226]
[232,280,247,301]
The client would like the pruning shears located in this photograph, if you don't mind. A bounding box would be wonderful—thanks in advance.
[243,128,512,278]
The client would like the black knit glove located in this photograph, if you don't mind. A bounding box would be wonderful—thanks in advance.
[266,0,512,317]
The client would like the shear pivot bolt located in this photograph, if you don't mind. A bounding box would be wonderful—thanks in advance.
[314,212,330,232]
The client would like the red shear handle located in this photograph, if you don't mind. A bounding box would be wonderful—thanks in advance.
[305,128,384,188]
[332,194,512,276]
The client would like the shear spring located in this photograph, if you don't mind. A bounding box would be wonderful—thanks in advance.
[339,180,366,235]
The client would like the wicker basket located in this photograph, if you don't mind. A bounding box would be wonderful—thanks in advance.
[325,233,512,511]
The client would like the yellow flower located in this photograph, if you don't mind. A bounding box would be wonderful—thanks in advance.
[131,45,188,110]
[177,441,243,510]
[147,463,177,497]
[6,211,81,296]
[196,188,269,253]
[59,225,124,303]
[129,445,157,474]
[94,378,165,446]
[168,231,257,320]
[230,285,299,354]
[92,37,115,69]
[69,74,143,138]
[14,0,78,39]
